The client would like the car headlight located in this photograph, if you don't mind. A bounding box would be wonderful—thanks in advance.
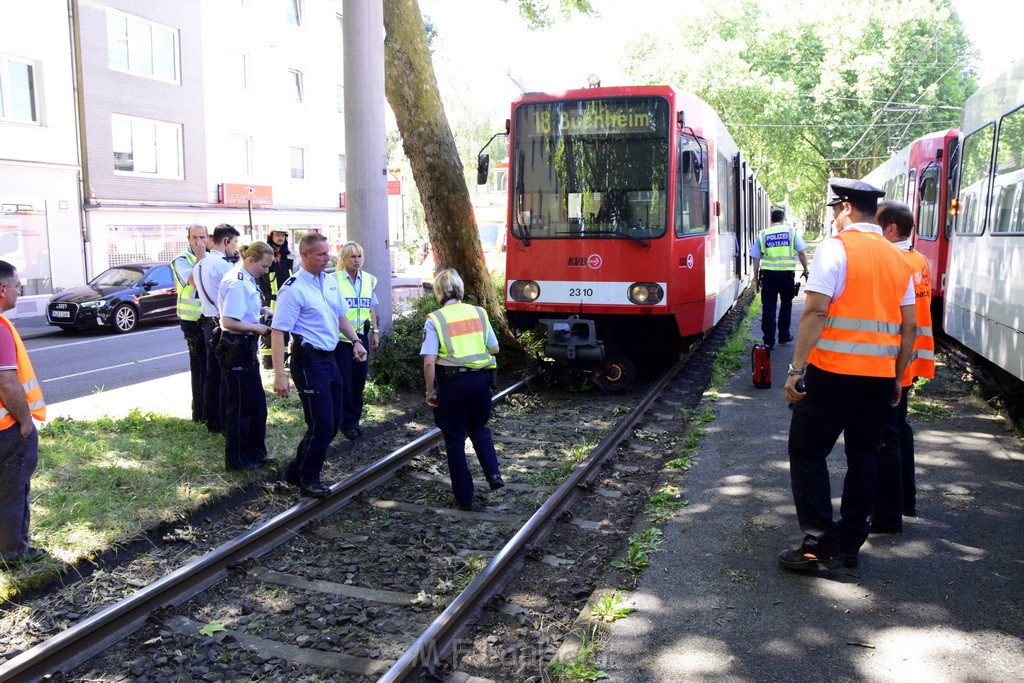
[79,300,105,309]
[628,283,663,305]
[509,280,540,302]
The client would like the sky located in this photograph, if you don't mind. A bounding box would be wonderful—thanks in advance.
[419,0,1024,103]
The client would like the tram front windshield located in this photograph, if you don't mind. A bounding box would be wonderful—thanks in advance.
[511,97,670,241]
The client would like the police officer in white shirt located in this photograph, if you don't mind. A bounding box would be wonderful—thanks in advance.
[270,233,366,498]
[194,224,239,434]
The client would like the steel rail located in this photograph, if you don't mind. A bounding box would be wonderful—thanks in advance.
[0,377,535,683]
[379,353,689,682]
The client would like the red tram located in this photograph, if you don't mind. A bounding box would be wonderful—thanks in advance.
[485,85,770,391]
[862,129,960,326]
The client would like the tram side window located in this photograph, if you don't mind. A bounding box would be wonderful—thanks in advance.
[894,173,907,203]
[994,105,1024,233]
[955,123,995,235]
[676,142,709,235]
[917,171,939,240]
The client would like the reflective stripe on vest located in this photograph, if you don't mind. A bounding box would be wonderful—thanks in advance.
[428,302,496,369]
[0,315,46,429]
[807,230,914,378]
[172,250,202,321]
[337,270,377,343]
[902,248,934,385]
[759,225,798,271]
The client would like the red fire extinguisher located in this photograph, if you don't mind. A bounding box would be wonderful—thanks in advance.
[752,344,771,389]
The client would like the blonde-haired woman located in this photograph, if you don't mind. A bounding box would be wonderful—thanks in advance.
[334,241,379,439]
[217,241,274,471]
[420,269,503,510]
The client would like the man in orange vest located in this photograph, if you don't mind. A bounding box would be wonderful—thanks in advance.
[870,200,934,531]
[779,179,916,572]
[0,260,47,565]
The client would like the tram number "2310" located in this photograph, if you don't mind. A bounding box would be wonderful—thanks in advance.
[569,287,594,297]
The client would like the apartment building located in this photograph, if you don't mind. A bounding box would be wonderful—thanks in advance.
[0,1,85,316]
[80,0,349,273]
[1,0,355,314]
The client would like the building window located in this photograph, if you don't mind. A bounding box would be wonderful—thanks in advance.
[338,153,346,183]
[337,13,344,42]
[112,114,183,178]
[289,69,303,103]
[336,84,344,113]
[286,0,302,26]
[226,135,252,178]
[290,146,305,179]
[0,56,38,123]
[106,10,179,83]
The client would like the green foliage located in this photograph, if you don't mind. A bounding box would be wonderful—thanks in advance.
[590,592,634,623]
[622,0,977,225]
[611,528,665,573]
[550,635,607,683]
[371,289,439,391]
[646,486,690,525]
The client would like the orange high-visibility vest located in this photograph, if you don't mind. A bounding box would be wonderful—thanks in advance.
[902,248,934,386]
[0,315,45,430]
[808,230,914,378]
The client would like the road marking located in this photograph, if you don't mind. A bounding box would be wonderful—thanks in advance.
[27,326,177,352]
[40,351,187,383]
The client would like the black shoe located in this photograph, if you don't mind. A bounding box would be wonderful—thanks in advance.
[258,456,278,468]
[456,502,474,511]
[487,475,506,491]
[779,337,792,345]
[342,429,360,440]
[868,522,903,534]
[843,553,859,569]
[777,546,841,571]
[299,482,331,498]
[354,427,364,436]
[7,547,49,565]
[902,507,917,517]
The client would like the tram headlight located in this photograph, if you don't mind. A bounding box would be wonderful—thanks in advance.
[628,282,664,305]
[509,280,540,302]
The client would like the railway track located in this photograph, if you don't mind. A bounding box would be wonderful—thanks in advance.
[0,297,744,682]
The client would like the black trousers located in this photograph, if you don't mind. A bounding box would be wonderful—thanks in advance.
[872,384,914,523]
[201,317,226,433]
[787,364,894,556]
[181,319,206,422]
[760,269,796,348]
[223,338,268,470]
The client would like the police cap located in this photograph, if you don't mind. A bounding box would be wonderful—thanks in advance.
[825,178,885,207]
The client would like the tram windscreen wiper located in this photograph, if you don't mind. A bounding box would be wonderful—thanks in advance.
[589,229,650,247]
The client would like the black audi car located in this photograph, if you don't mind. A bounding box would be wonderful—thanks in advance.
[46,262,178,333]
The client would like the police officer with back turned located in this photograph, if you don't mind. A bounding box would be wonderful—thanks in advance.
[752,208,809,349]
[779,178,916,572]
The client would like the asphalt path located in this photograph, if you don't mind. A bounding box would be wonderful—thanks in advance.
[20,317,187,405]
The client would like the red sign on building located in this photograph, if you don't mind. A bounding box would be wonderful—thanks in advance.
[387,179,402,195]
[220,183,273,206]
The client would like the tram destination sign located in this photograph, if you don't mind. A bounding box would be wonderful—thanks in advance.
[522,98,668,137]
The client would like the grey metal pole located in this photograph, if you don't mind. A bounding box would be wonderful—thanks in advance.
[342,0,392,333]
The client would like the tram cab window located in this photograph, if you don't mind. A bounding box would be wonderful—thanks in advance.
[676,139,709,235]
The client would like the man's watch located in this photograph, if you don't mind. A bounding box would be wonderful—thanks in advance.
[787,364,805,376]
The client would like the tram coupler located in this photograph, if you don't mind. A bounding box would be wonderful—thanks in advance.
[539,315,605,364]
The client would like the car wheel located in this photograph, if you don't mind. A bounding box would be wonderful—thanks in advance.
[112,303,138,333]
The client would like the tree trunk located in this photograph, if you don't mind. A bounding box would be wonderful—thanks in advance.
[382,0,512,341]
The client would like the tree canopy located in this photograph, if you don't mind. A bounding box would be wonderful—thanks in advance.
[619,0,976,228]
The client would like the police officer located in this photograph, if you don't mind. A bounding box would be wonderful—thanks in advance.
[0,261,47,565]
[420,269,503,511]
[870,200,935,530]
[194,224,240,434]
[218,242,274,472]
[170,224,209,423]
[334,241,379,439]
[270,233,366,498]
[258,226,294,369]
[779,179,916,571]
[752,208,809,349]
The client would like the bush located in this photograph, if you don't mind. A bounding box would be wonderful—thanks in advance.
[371,289,439,391]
